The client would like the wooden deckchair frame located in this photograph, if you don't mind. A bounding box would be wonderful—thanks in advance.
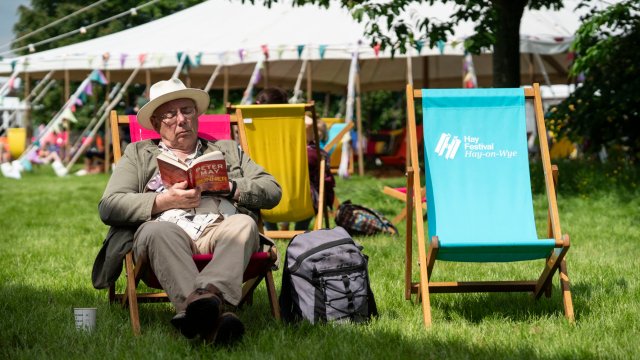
[107,110,281,335]
[404,83,574,327]
[381,186,426,226]
[228,103,329,239]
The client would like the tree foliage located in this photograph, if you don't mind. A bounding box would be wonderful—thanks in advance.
[252,0,563,87]
[547,0,640,161]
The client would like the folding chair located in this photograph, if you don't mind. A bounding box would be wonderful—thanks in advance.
[378,125,423,168]
[380,125,425,225]
[381,186,426,226]
[322,118,355,176]
[229,104,328,239]
[107,110,280,335]
[404,83,574,326]
[322,121,354,210]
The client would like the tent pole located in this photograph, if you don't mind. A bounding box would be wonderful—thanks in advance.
[223,67,229,106]
[204,65,222,93]
[264,60,269,88]
[322,93,330,117]
[23,72,31,132]
[291,59,308,103]
[104,70,112,172]
[64,69,70,101]
[339,45,358,178]
[145,70,151,97]
[422,56,429,89]
[241,57,265,104]
[172,52,188,79]
[529,54,535,84]
[306,61,312,103]
[355,70,364,176]
[533,53,553,88]
[406,53,414,86]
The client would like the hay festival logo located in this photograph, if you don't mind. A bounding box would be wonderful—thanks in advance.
[435,133,518,160]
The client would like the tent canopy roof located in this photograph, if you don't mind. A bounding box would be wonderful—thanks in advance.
[0,0,597,90]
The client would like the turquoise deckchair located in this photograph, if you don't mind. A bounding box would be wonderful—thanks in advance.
[404,83,574,327]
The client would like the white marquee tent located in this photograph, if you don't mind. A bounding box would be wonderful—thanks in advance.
[0,0,591,92]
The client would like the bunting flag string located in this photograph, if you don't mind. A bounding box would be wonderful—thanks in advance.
[296,45,305,59]
[138,53,147,65]
[437,40,445,55]
[319,45,327,59]
[102,52,110,64]
[120,53,128,68]
[238,49,246,62]
[261,45,269,60]
[10,60,17,72]
[415,40,424,55]
[373,43,381,58]
[194,52,202,67]
[277,45,285,60]
[89,69,108,85]
[84,82,93,96]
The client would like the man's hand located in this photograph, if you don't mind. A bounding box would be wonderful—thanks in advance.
[152,181,201,214]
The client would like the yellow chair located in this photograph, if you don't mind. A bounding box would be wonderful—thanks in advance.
[230,104,327,239]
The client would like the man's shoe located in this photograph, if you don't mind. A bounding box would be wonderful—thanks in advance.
[170,312,198,339]
[185,284,223,338]
[208,312,245,346]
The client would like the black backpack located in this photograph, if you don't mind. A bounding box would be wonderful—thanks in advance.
[279,226,378,324]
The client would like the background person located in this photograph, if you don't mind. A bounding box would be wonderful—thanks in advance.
[93,79,282,346]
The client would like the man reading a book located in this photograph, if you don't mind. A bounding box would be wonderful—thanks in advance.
[94,78,282,345]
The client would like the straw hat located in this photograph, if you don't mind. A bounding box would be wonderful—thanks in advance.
[137,78,209,130]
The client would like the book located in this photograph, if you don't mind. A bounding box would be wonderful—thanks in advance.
[156,150,230,193]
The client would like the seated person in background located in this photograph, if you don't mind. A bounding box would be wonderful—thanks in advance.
[76,132,105,176]
[255,88,335,231]
[25,140,67,177]
[93,79,282,346]
[0,142,11,164]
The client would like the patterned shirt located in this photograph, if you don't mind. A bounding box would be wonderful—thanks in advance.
[145,142,236,241]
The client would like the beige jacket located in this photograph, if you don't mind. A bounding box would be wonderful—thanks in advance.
[92,138,281,289]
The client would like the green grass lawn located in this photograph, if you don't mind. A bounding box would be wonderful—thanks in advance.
[1,162,639,359]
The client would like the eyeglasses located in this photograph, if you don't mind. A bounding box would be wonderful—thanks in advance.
[154,106,196,126]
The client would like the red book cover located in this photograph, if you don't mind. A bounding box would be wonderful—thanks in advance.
[157,151,230,194]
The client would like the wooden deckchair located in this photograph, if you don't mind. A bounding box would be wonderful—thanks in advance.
[322,118,355,176]
[404,83,574,327]
[108,111,280,335]
[228,103,327,239]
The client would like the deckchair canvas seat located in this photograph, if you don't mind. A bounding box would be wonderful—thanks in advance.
[229,103,328,239]
[141,252,275,289]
